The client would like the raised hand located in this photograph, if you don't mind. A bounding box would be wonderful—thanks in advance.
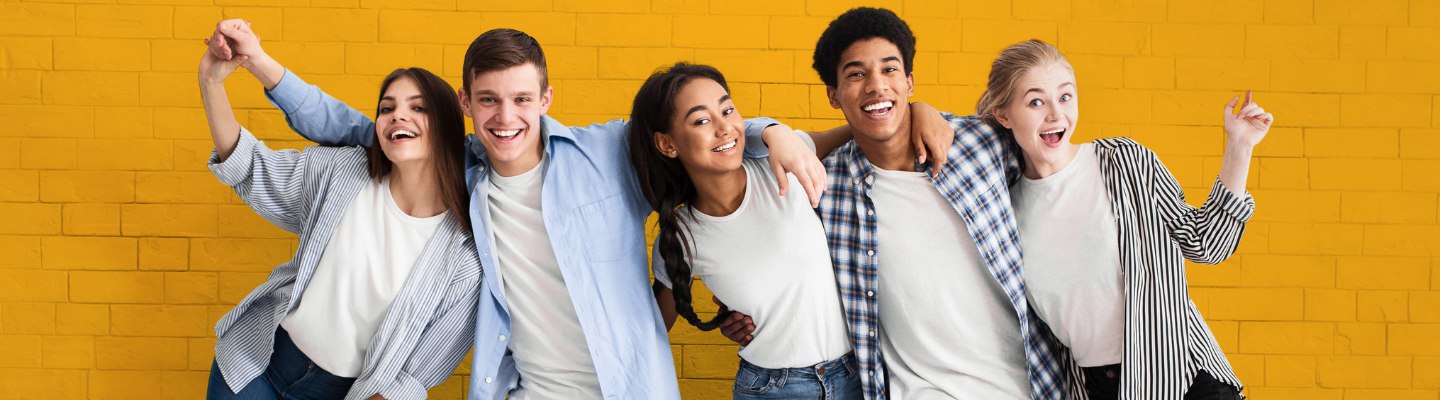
[1222,90,1272,149]
[205,19,264,62]
[198,45,248,86]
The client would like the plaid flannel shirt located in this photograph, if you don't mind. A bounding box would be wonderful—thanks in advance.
[818,113,1080,400]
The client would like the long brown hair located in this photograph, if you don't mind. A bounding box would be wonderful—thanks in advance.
[975,39,1074,174]
[626,63,734,331]
[369,68,471,229]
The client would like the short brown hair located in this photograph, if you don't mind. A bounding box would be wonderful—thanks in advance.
[462,29,548,93]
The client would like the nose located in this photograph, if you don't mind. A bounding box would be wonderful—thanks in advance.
[862,72,888,94]
[391,107,411,122]
[1044,101,1060,122]
[493,101,516,124]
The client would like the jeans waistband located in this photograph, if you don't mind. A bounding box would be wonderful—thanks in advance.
[739,351,857,378]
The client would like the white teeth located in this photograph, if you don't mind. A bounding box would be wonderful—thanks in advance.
[712,140,736,152]
[491,129,521,138]
[1041,128,1065,135]
[863,101,894,112]
[390,130,417,140]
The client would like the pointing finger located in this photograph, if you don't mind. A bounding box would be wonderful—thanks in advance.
[1224,95,1239,116]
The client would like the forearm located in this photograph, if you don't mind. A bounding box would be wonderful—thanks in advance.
[809,124,853,159]
[200,80,241,162]
[655,282,678,331]
[241,51,285,91]
[1217,140,1254,196]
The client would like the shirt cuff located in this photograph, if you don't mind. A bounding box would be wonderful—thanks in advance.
[374,371,428,400]
[1204,176,1256,223]
[208,127,260,187]
[263,68,308,115]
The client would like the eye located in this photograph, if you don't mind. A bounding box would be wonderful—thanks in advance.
[516,97,531,103]
[479,97,496,103]
[883,67,898,73]
[848,71,864,78]
[412,106,425,112]
[723,107,735,116]
[694,117,710,126]
[379,106,394,113]
[1060,94,1072,102]
[1028,99,1042,107]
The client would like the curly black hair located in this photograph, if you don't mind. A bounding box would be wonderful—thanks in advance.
[811,7,916,88]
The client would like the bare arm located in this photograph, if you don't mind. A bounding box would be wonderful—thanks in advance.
[654,281,678,331]
[1218,90,1271,196]
[198,42,248,161]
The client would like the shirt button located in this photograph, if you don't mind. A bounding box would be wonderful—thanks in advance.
[867,209,874,216]
[866,250,874,256]
[869,330,875,337]
[853,178,859,185]
[499,335,506,341]
[485,377,493,383]
[867,290,874,297]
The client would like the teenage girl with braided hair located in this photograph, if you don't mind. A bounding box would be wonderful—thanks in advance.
[626,63,954,399]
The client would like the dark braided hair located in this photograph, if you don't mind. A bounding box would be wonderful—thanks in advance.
[626,62,735,331]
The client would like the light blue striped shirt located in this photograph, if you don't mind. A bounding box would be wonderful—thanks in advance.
[263,70,779,400]
[209,129,482,400]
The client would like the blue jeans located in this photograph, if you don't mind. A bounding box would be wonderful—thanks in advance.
[733,352,863,400]
[207,327,356,400]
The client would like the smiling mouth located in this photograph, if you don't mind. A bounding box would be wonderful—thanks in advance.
[1040,127,1066,144]
[712,139,736,152]
[390,129,418,140]
[862,100,894,117]
[489,129,521,139]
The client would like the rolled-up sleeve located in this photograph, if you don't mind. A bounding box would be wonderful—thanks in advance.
[207,128,308,234]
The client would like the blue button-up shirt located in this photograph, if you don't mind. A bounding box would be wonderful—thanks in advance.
[263,70,778,400]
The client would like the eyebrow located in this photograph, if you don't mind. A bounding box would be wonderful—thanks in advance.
[381,95,425,101]
[472,89,536,97]
[1024,82,1075,95]
[685,94,732,117]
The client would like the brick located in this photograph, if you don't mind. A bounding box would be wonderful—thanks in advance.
[1079,89,1151,124]
[0,38,55,70]
[1,106,95,138]
[1417,0,1440,26]
[283,8,377,42]
[44,71,140,106]
[154,108,217,142]
[1270,59,1365,94]
[139,72,202,108]
[477,12,577,47]
[1341,94,1432,128]
[1010,0,1068,19]
[218,272,269,304]
[1341,192,1438,224]
[1357,291,1407,322]
[695,50,794,84]
[1390,324,1440,356]
[708,0,802,15]
[1306,289,1356,322]
[190,238,292,272]
[1363,225,1440,257]
[1316,356,1412,389]
[57,303,109,335]
[678,379,730,400]
[1168,0,1262,23]
[1240,255,1336,288]
[111,304,209,336]
[89,370,161,400]
[0,271,66,303]
[768,16,832,50]
[0,335,42,368]
[1368,61,1440,95]
[261,42,346,75]
[95,336,187,370]
[0,3,76,37]
[935,53,993,87]
[1173,58,1267,91]
[42,336,94,369]
[456,0,549,10]
[218,7,282,42]
[1269,223,1364,255]
[1189,258,1240,286]
[149,40,199,73]
[1402,129,1440,159]
[577,14,670,47]
[43,237,137,270]
[121,204,217,237]
[0,369,87,400]
[1314,0,1407,25]
[1261,93,1341,128]
[345,43,445,76]
[1419,357,1440,388]
[1340,26,1387,60]
[55,38,150,72]
[546,46,598,80]
[1345,390,1440,400]
[1247,388,1342,400]
[756,84,809,119]
[1210,288,1303,320]
[22,138,78,170]
[77,5,173,39]
[1309,159,1400,191]
[60,202,120,235]
[1251,128,1301,159]
[140,237,189,271]
[960,20,1058,54]
[360,0,456,9]
[1306,129,1398,158]
[1066,54,1123,89]
[165,272,217,304]
[595,46,684,80]
[3,303,56,334]
[71,271,164,304]
[0,70,42,105]
[187,337,216,370]
[0,203,62,236]
[40,171,136,203]
[1406,160,1440,192]
[134,171,235,205]
[1261,156,1307,188]
[0,170,38,202]
[1246,25,1338,58]
[674,15,768,49]
[218,205,296,239]
[1335,322,1386,355]
[302,75,392,112]
[0,236,41,269]
[1266,355,1316,387]
[554,0,646,12]
[557,80,643,116]
[1414,292,1440,323]
[96,107,155,139]
[681,344,739,378]
[1057,22,1150,56]
[1071,0,1165,22]
[1122,57,1173,89]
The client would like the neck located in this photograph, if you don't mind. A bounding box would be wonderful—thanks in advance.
[491,143,546,177]
[852,108,918,172]
[388,161,447,218]
[688,167,748,217]
[1023,143,1083,180]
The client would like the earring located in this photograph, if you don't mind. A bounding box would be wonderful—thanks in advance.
[669,150,677,157]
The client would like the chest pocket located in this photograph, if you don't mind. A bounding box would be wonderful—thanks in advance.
[576,194,627,263]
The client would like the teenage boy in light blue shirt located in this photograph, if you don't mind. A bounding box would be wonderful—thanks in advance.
[205,20,826,400]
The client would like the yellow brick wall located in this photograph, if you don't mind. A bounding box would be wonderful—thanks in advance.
[0,0,1436,399]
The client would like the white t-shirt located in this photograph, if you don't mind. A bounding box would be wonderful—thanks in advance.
[870,168,1030,400]
[653,156,852,369]
[486,154,602,400]
[281,176,447,378]
[1010,143,1126,368]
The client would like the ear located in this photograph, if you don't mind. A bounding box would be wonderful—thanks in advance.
[994,107,1012,129]
[538,85,555,115]
[905,73,915,98]
[826,86,841,109]
[458,88,473,118]
[653,131,677,158]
